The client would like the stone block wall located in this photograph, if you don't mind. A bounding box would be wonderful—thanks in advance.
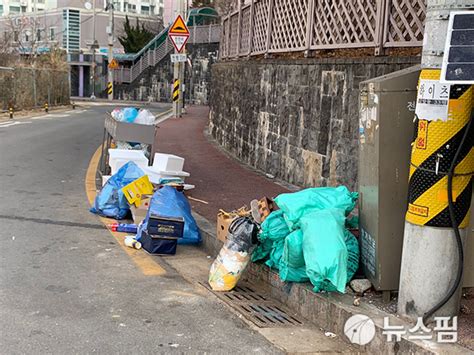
[209,57,420,190]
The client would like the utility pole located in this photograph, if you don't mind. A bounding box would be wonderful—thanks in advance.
[107,0,114,101]
[173,0,185,118]
[398,0,474,322]
[91,0,97,99]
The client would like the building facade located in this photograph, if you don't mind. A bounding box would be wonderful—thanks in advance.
[0,1,164,97]
[0,0,164,17]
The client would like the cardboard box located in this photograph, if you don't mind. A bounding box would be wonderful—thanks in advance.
[139,231,178,255]
[130,195,152,224]
[216,212,237,243]
[148,214,184,239]
[257,196,275,222]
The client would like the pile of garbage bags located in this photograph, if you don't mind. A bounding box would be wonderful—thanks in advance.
[90,163,201,245]
[252,186,359,293]
[111,107,155,125]
[136,186,201,245]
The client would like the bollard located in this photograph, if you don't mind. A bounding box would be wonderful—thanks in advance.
[44,103,49,113]
[72,102,76,110]
[9,107,13,119]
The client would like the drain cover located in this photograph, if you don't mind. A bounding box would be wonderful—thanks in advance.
[201,282,304,328]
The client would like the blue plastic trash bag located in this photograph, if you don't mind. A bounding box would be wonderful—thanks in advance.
[122,107,138,123]
[274,186,358,230]
[90,161,144,219]
[136,186,201,245]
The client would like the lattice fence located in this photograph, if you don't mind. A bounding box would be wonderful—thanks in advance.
[311,0,378,49]
[220,0,427,59]
[252,0,271,54]
[383,0,426,47]
[271,0,309,51]
[239,6,252,54]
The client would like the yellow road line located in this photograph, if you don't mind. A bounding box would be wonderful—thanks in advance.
[85,145,166,276]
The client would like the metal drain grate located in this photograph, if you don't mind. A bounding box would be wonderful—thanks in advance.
[200,282,304,328]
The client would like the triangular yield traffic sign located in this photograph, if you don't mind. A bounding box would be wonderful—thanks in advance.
[169,34,189,53]
[169,15,189,35]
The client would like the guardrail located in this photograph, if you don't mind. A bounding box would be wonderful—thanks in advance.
[115,24,221,84]
[220,0,426,59]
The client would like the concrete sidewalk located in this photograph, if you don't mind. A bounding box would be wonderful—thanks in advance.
[155,105,290,222]
[153,105,472,354]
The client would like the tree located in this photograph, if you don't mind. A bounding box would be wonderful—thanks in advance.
[118,16,155,53]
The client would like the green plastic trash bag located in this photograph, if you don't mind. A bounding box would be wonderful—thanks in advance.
[274,186,358,230]
[252,210,290,263]
[279,229,309,282]
[260,210,291,241]
[344,229,360,283]
[251,238,274,263]
[265,238,285,269]
[346,215,359,229]
[300,209,348,293]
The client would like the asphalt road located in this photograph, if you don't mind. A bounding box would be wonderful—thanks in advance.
[0,104,279,354]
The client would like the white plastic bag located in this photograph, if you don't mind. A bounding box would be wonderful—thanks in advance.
[208,217,257,291]
[135,109,155,125]
[209,246,250,291]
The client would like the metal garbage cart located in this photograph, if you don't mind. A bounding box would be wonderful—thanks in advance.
[99,112,158,176]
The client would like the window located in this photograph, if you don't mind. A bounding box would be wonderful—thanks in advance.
[37,0,45,3]
[9,6,21,14]
[0,5,3,15]
[63,9,80,52]
[127,4,136,13]
[49,27,56,41]
[13,31,19,42]
[141,6,150,15]
[21,6,27,13]
[24,30,30,43]
[36,28,44,41]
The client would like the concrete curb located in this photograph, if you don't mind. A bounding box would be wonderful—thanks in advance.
[0,104,75,122]
[194,212,471,354]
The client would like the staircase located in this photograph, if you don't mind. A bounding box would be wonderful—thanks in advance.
[114,24,221,85]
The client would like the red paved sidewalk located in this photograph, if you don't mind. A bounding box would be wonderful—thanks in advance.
[155,105,289,222]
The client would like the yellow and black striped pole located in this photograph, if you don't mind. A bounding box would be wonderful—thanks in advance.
[9,107,13,119]
[406,69,473,228]
[44,102,49,113]
[173,79,180,103]
[173,78,181,117]
[399,67,473,321]
[107,82,113,98]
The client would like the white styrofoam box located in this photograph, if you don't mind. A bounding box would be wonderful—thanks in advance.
[108,149,149,175]
[102,175,111,186]
[152,153,185,172]
[144,166,190,184]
